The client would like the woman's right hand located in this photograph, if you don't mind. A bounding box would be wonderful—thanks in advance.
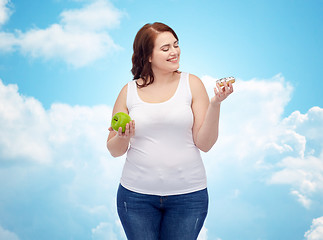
[108,120,135,139]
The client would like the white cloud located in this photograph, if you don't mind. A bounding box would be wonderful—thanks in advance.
[1,74,323,238]
[60,0,122,31]
[305,217,323,240]
[0,78,113,164]
[0,0,124,67]
[0,225,19,240]
[0,32,18,52]
[201,74,323,209]
[291,190,312,209]
[201,73,293,163]
[197,226,208,240]
[282,106,323,144]
[0,0,12,26]
[267,107,323,208]
[0,79,51,163]
[0,78,126,238]
[91,222,119,240]
[269,154,323,208]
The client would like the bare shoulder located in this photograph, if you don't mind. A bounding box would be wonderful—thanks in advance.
[119,83,128,98]
[189,73,201,83]
[189,74,208,98]
[113,83,129,114]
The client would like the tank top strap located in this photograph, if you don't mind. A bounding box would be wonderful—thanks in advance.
[176,72,192,104]
[126,80,139,111]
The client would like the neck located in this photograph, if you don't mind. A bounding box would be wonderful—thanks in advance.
[152,69,177,85]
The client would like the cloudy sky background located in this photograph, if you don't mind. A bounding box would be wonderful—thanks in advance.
[0,0,322,239]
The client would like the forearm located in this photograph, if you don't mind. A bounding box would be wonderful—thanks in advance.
[107,135,130,157]
[195,103,221,152]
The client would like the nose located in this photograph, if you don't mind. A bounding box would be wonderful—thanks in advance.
[169,46,178,55]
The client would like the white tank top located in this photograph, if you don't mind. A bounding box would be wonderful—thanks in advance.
[120,72,207,196]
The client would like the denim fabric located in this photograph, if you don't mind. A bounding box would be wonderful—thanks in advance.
[117,184,208,240]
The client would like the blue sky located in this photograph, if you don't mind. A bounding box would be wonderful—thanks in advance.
[0,0,322,239]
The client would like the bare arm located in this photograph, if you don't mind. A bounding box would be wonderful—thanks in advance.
[107,84,135,157]
[190,74,233,152]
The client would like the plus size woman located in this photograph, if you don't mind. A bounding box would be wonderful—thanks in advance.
[107,22,233,240]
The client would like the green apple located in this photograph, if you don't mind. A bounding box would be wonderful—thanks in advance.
[111,112,132,132]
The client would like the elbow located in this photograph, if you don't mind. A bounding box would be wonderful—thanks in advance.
[196,136,218,153]
[200,147,210,153]
[107,142,123,158]
[196,142,212,153]
[108,148,125,158]
[110,152,123,158]
[107,149,125,158]
[199,145,212,153]
[108,147,119,158]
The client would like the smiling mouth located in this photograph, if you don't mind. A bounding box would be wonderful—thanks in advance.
[167,57,178,62]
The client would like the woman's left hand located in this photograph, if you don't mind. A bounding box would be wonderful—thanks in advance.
[211,81,234,106]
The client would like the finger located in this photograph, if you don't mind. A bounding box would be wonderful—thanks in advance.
[228,82,234,93]
[108,127,113,132]
[215,85,222,96]
[214,83,221,94]
[215,83,220,91]
[132,120,136,136]
[128,123,132,137]
[224,81,229,92]
[214,88,220,99]
[118,127,123,136]
[129,120,135,135]
[124,123,130,137]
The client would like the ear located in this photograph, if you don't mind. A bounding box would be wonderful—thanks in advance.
[149,56,152,63]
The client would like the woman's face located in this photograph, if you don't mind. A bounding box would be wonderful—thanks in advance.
[149,31,181,73]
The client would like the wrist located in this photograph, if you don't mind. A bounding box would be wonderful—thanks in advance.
[210,101,221,109]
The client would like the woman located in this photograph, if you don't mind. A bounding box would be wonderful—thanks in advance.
[107,22,233,240]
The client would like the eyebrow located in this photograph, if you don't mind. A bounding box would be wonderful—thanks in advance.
[160,40,179,49]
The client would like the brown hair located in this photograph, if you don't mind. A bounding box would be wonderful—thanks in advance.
[131,22,179,88]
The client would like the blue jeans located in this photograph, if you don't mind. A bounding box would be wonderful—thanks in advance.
[117,184,208,240]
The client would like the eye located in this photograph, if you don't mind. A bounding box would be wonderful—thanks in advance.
[162,48,169,52]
